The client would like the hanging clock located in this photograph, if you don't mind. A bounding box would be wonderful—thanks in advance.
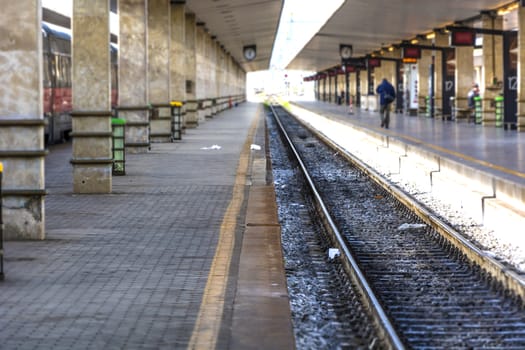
[243,45,256,61]
[340,44,353,59]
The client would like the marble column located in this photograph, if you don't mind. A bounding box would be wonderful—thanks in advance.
[0,0,45,239]
[185,13,198,128]
[518,6,525,131]
[71,0,113,194]
[434,33,449,118]
[170,3,186,132]
[481,13,503,126]
[349,72,355,107]
[418,39,432,116]
[355,69,369,111]
[148,0,171,142]
[119,0,149,152]
[384,51,398,85]
[455,45,475,111]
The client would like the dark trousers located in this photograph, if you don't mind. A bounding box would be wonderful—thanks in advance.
[380,104,390,127]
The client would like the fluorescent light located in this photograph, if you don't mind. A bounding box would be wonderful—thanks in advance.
[270,0,345,70]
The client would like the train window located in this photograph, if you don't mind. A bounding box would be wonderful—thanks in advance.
[57,55,68,88]
[65,56,72,87]
[43,55,52,88]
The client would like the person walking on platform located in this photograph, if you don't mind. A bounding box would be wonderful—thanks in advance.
[376,78,396,128]
[467,83,479,122]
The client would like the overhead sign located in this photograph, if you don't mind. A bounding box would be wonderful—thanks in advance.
[367,58,381,68]
[403,47,421,59]
[342,57,366,69]
[450,31,475,46]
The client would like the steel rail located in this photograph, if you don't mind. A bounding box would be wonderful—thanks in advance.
[290,107,525,301]
[270,105,406,350]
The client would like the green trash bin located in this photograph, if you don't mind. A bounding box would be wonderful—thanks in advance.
[474,96,482,124]
[111,118,126,176]
[494,96,504,128]
[170,101,183,141]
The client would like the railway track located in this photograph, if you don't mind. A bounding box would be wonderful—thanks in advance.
[268,104,525,349]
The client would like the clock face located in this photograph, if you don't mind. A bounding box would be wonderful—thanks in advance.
[340,45,352,59]
[244,47,256,61]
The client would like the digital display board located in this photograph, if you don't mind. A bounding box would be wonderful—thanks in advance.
[403,47,421,59]
[450,31,475,46]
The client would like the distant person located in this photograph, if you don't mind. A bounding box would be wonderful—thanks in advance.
[467,83,480,122]
[376,78,396,128]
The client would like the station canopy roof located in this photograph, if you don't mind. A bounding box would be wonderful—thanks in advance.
[184,0,283,73]
[186,0,515,73]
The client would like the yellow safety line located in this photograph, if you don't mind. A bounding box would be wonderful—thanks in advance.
[296,103,525,181]
[392,132,525,180]
[187,107,260,350]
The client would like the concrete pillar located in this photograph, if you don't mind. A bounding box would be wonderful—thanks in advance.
[418,39,432,116]
[71,0,112,194]
[148,0,171,142]
[216,46,226,112]
[518,6,525,131]
[196,23,207,123]
[322,77,327,101]
[203,35,215,119]
[349,72,356,106]
[224,54,231,106]
[481,13,503,126]
[223,50,230,110]
[382,52,397,86]
[328,75,332,103]
[213,42,221,115]
[185,13,198,128]
[434,33,449,118]
[0,0,45,239]
[360,69,369,110]
[119,0,149,153]
[170,3,186,131]
[455,45,474,111]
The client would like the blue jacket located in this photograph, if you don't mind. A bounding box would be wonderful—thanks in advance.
[376,79,396,106]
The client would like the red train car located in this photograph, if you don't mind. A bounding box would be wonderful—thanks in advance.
[42,23,118,144]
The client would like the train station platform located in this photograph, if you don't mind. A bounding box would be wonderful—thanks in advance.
[293,100,525,180]
[0,103,295,349]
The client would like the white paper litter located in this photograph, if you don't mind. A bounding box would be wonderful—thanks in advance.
[328,248,340,259]
[397,223,427,231]
[200,144,222,150]
[250,144,261,151]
